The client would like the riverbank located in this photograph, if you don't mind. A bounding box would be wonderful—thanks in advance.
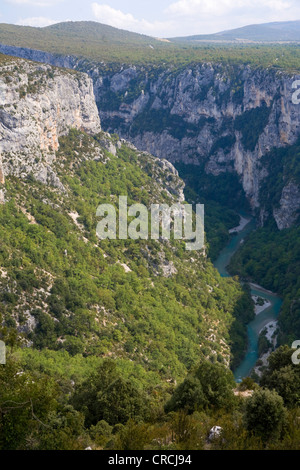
[213,213,283,381]
[252,294,272,315]
[249,282,275,296]
[229,216,251,234]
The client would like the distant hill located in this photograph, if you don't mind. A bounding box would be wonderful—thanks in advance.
[44,21,161,46]
[170,20,300,43]
[1,20,300,68]
[0,21,170,61]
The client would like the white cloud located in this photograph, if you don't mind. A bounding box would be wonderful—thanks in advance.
[16,16,58,27]
[91,0,300,38]
[166,0,292,17]
[165,0,300,34]
[91,3,173,37]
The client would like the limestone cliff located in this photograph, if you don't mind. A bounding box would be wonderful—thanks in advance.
[273,181,300,230]
[93,64,300,229]
[0,45,299,229]
[0,55,101,191]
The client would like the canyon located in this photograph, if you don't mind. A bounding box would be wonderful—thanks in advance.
[0,43,299,230]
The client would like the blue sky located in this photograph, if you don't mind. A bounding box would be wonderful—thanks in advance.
[1,0,300,37]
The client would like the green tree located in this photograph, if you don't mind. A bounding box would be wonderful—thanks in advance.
[37,405,87,450]
[72,359,147,426]
[244,389,288,443]
[165,361,235,414]
[0,359,58,450]
[112,420,153,450]
[260,346,300,408]
[89,420,113,448]
[97,377,147,426]
[193,361,236,410]
[165,376,205,414]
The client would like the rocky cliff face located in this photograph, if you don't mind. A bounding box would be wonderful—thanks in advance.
[0,44,78,69]
[0,53,184,206]
[1,45,299,229]
[0,55,101,192]
[94,64,300,229]
[273,181,300,230]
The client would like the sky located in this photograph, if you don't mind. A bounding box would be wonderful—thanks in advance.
[1,0,300,38]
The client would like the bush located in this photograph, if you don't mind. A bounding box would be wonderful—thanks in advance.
[260,346,300,408]
[244,389,288,443]
[89,420,113,448]
[165,361,236,414]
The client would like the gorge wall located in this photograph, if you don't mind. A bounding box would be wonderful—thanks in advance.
[94,63,300,230]
[0,53,244,370]
[0,54,101,193]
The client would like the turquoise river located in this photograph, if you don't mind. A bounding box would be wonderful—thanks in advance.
[213,216,283,381]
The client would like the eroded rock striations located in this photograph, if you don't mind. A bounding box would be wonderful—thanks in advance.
[94,64,300,229]
[0,45,299,228]
[0,56,101,192]
[0,54,185,218]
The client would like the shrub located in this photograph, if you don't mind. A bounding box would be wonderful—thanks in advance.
[244,388,288,443]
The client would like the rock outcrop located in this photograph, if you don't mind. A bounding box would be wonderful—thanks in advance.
[93,64,300,229]
[1,45,299,229]
[273,181,300,230]
[0,55,101,188]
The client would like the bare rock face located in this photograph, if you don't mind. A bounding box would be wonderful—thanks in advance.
[273,182,300,230]
[0,46,299,230]
[0,56,101,188]
[92,64,300,229]
[110,67,137,93]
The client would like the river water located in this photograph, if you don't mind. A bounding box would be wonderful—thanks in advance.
[213,216,283,381]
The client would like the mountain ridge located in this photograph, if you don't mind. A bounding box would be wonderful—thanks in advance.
[171,20,300,43]
[1,21,300,67]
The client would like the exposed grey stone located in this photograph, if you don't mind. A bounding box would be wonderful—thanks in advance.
[1,46,299,229]
[0,57,101,189]
[273,181,300,229]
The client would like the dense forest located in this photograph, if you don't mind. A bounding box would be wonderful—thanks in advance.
[2,345,300,450]
[1,22,300,69]
[0,129,299,450]
[0,129,259,449]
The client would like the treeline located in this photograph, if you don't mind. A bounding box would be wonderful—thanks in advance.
[1,346,300,450]
[1,23,300,69]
